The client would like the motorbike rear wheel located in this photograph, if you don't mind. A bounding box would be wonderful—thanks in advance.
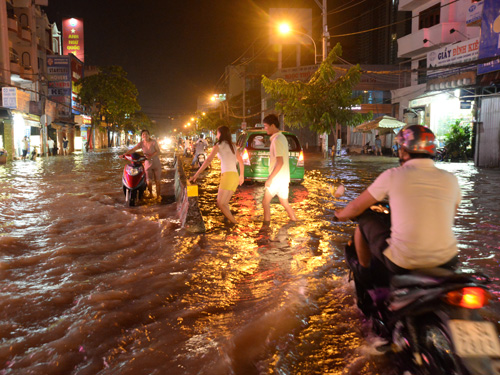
[417,321,467,375]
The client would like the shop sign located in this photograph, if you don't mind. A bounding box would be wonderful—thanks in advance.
[478,0,500,74]
[272,65,318,82]
[74,114,91,125]
[63,18,84,62]
[2,87,17,109]
[460,102,472,109]
[466,1,483,26]
[427,38,479,78]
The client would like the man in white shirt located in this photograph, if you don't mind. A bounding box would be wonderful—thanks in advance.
[335,125,461,274]
[47,138,55,156]
[262,114,297,223]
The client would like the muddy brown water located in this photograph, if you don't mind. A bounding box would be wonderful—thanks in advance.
[0,150,499,374]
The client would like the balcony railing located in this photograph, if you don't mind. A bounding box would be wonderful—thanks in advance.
[397,22,464,58]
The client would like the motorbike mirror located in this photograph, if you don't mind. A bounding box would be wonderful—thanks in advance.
[330,184,345,198]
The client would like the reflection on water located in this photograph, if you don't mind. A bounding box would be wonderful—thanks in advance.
[0,151,499,374]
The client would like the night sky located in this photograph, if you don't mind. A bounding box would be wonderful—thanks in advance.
[44,0,282,122]
[45,0,362,125]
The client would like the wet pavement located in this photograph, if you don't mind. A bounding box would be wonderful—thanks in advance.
[0,149,499,374]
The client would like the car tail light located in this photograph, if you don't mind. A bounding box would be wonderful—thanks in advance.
[445,287,490,309]
[242,148,250,166]
[297,151,304,167]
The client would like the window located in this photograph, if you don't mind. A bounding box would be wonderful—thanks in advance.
[21,52,31,68]
[419,4,440,29]
[418,59,427,84]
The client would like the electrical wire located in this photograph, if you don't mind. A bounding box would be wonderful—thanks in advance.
[328,0,460,37]
[327,0,370,15]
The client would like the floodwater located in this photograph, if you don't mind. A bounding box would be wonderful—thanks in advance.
[0,150,499,375]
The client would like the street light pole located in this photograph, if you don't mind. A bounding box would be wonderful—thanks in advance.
[278,24,318,65]
[314,0,330,155]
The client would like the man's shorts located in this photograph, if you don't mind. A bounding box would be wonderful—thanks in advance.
[220,172,239,192]
[146,166,161,183]
[265,179,289,200]
[357,209,406,273]
[22,150,28,157]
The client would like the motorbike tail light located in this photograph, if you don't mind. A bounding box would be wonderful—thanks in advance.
[445,287,490,309]
[242,148,250,166]
[297,151,304,167]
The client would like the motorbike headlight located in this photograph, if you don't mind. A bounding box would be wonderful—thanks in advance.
[129,167,140,176]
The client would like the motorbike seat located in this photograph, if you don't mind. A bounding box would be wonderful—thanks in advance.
[391,268,473,289]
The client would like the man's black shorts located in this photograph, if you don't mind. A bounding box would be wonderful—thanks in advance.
[357,208,408,273]
[357,208,458,273]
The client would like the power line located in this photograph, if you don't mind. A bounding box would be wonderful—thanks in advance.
[328,0,460,37]
[327,0,370,15]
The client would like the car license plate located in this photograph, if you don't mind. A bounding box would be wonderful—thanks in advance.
[449,320,500,357]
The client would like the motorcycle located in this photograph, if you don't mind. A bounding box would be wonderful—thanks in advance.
[120,153,147,207]
[435,146,448,162]
[342,203,500,375]
[195,152,207,168]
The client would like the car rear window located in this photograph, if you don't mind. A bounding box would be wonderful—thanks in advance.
[246,133,301,152]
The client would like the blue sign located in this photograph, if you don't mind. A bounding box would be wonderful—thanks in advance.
[478,0,500,75]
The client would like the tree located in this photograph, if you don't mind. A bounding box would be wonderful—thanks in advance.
[262,43,370,151]
[78,66,141,145]
[124,111,154,133]
[197,109,238,134]
[443,120,472,161]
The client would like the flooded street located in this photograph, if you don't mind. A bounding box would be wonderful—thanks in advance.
[1,150,499,375]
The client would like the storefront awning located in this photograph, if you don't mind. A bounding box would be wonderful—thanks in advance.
[354,116,405,135]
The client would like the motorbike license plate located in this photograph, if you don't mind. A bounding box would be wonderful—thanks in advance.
[449,320,500,357]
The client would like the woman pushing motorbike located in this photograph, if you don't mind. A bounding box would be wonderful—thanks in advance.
[122,129,162,200]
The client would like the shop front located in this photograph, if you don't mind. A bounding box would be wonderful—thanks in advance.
[409,89,475,148]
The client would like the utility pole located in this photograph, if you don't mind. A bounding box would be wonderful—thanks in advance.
[314,0,330,155]
[242,65,246,129]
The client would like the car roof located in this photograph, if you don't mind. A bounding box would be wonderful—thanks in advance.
[242,128,298,136]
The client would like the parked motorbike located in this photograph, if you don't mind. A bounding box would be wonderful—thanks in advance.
[120,153,147,207]
[343,203,500,375]
[435,146,448,162]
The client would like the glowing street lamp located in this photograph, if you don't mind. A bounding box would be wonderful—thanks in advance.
[277,22,318,64]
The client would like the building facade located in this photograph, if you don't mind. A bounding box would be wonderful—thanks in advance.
[391,0,495,165]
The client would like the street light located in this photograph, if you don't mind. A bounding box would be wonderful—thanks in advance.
[278,22,318,64]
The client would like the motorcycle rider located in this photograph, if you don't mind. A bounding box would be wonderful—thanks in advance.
[335,125,461,279]
[191,134,208,167]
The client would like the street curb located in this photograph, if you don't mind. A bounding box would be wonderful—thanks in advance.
[174,155,206,233]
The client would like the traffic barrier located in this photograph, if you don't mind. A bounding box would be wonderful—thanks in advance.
[174,155,206,233]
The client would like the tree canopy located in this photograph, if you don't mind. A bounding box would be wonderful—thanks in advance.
[262,43,370,134]
[78,66,142,130]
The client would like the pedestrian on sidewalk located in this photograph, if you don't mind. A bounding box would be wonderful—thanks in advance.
[47,138,55,156]
[375,135,382,156]
[262,114,297,223]
[190,126,244,225]
[21,136,29,160]
[62,136,69,155]
[123,129,162,200]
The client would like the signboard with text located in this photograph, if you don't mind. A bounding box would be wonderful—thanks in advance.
[2,87,17,109]
[478,0,500,74]
[63,18,84,62]
[427,38,480,78]
[47,55,72,117]
[466,1,483,26]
